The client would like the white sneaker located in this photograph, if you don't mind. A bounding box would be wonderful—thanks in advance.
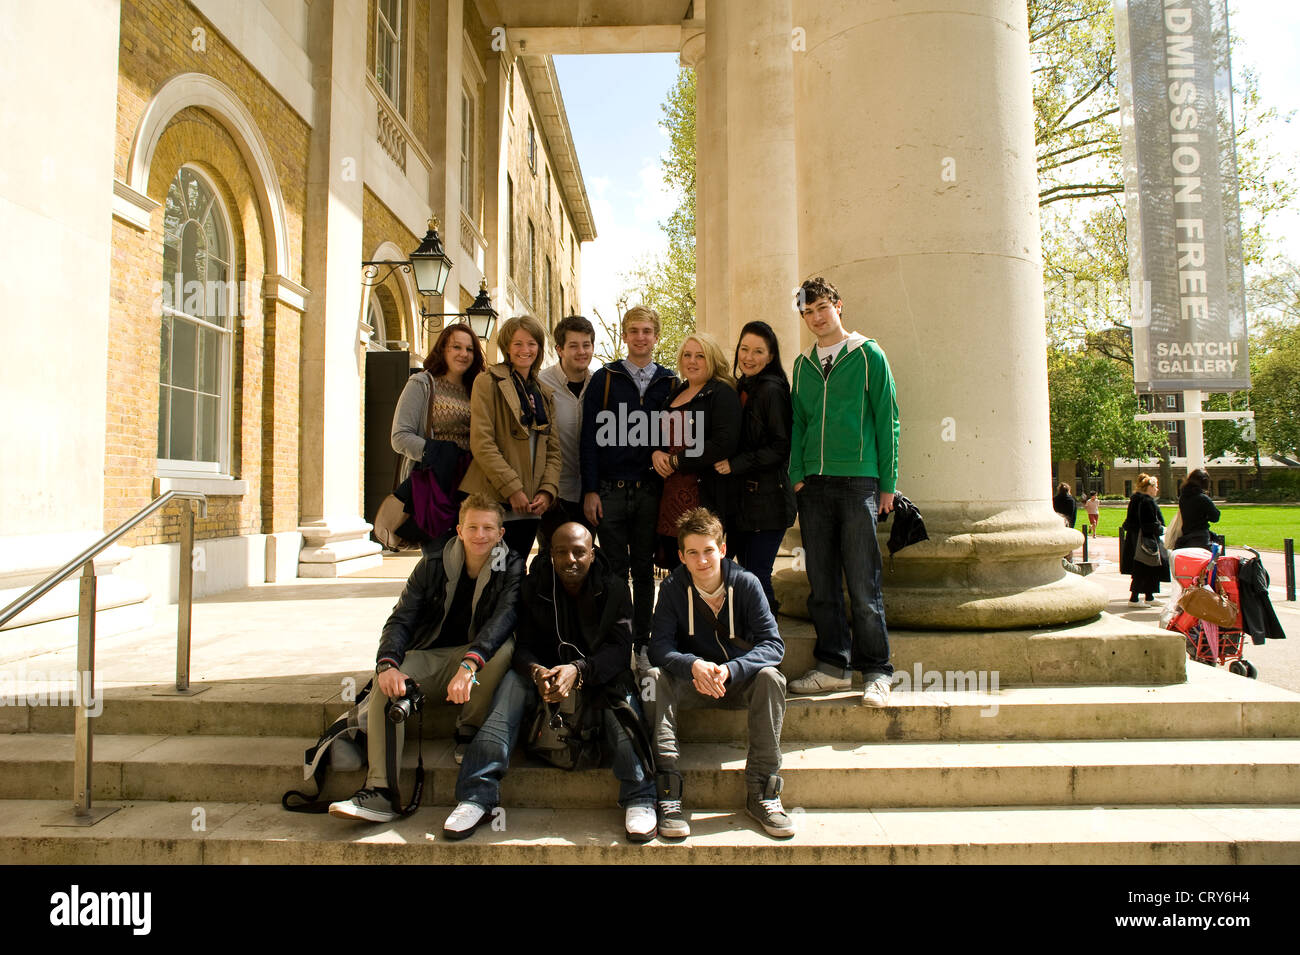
[442,801,488,840]
[861,675,892,707]
[788,667,851,695]
[624,803,658,843]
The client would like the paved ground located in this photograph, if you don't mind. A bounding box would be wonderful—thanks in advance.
[1064,533,1300,694]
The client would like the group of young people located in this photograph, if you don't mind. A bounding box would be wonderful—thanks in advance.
[329,276,902,843]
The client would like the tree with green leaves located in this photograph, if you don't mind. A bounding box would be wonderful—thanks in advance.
[1048,349,1167,465]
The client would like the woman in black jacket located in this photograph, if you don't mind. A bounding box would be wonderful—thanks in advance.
[1119,472,1170,605]
[1175,467,1221,549]
[714,321,796,613]
[1052,483,1077,528]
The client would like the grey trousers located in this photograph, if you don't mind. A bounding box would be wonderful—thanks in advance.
[364,639,514,790]
[644,665,786,790]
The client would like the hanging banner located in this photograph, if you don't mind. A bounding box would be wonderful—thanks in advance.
[1114,0,1249,391]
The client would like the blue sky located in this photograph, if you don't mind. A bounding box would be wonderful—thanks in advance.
[554,53,682,349]
[552,8,1300,340]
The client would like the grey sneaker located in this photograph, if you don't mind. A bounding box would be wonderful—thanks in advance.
[861,674,892,707]
[328,787,397,823]
[788,667,851,695]
[746,775,795,838]
[655,770,690,839]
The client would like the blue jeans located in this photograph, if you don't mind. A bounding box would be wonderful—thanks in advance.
[796,475,892,678]
[454,669,655,809]
[729,529,785,614]
[596,479,661,643]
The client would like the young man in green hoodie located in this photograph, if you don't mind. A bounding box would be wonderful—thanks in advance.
[786,277,900,706]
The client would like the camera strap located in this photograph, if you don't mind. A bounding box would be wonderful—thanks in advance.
[385,704,425,817]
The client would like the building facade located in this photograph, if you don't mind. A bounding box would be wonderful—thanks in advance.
[0,0,591,638]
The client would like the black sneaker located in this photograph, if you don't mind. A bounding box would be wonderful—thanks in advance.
[746,775,795,838]
[328,787,398,823]
[655,770,689,839]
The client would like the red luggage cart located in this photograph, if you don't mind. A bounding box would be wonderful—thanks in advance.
[1165,544,1259,679]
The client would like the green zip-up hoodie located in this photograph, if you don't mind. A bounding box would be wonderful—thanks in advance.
[789,334,900,492]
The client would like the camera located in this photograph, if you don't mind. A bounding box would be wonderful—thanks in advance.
[386,678,424,723]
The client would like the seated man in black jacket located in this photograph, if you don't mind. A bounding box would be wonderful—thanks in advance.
[646,507,793,840]
[329,494,523,823]
[443,522,658,842]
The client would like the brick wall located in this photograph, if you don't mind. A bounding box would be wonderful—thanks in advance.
[109,0,310,545]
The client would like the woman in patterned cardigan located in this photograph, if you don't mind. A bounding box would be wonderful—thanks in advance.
[387,324,486,548]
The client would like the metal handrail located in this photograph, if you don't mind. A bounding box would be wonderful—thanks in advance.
[0,491,208,628]
[0,490,208,822]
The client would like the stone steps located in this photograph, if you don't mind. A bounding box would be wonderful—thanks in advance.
[4,662,1295,742]
[2,732,1297,809]
[1,799,1296,864]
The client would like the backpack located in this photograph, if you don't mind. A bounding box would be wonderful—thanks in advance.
[281,677,427,816]
[282,680,371,812]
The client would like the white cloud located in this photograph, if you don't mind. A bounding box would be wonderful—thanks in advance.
[578,155,680,357]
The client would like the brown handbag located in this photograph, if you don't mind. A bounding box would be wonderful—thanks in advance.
[1177,566,1238,628]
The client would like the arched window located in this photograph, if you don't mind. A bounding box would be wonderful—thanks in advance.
[366,296,388,352]
[158,166,234,472]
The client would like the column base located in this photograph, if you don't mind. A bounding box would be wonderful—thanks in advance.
[297,518,382,578]
[775,502,1108,630]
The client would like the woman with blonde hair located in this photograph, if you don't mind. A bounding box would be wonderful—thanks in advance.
[1119,472,1170,606]
[459,314,561,558]
[652,333,742,563]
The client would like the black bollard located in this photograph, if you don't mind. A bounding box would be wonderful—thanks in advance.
[1286,538,1296,603]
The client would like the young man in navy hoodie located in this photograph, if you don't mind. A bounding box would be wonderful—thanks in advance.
[580,305,678,653]
[645,507,793,839]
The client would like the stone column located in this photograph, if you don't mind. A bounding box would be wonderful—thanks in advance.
[0,1,148,635]
[696,3,729,342]
[724,0,799,363]
[298,0,382,577]
[778,0,1105,627]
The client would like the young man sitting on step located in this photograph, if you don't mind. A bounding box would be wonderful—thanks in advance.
[329,495,524,823]
[443,522,658,842]
[644,507,794,839]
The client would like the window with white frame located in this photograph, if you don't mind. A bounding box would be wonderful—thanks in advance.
[527,219,536,306]
[158,166,234,472]
[1165,394,1177,409]
[507,175,515,277]
[376,0,405,113]
[460,89,474,212]
[545,256,552,326]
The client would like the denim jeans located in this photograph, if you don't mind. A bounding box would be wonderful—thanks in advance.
[455,670,655,809]
[596,479,661,643]
[728,529,785,614]
[796,475,892,678]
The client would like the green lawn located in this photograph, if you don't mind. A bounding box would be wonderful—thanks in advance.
[1085,504,1300,552]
